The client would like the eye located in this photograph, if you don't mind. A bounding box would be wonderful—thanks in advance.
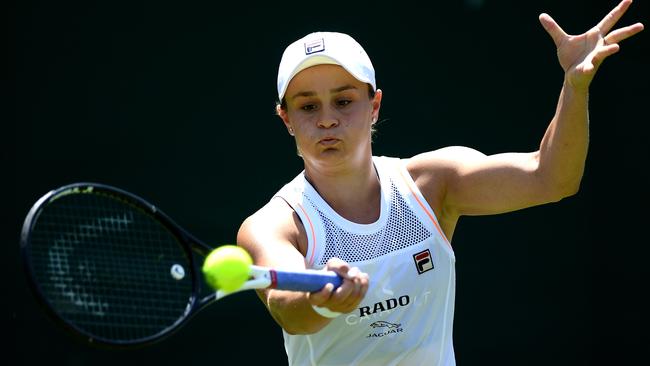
[300,103,318,112]
[336,99,352,107]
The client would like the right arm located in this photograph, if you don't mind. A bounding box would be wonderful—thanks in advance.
[236,198,369,335]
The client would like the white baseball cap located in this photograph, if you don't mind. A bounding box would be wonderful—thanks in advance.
[276,31,376,101]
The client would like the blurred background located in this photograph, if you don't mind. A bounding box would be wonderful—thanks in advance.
[8,0,648,364]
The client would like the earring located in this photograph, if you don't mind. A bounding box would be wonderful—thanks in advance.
[288,127,295,136]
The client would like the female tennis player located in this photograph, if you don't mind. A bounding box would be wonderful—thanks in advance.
[237,1,643,365]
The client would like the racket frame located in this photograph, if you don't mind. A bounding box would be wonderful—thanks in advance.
[20,182,213,348]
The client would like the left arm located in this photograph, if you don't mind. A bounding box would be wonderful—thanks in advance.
[409,0,644,238]
[536,0,645,197]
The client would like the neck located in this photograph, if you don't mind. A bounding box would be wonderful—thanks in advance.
[304,156,381,224]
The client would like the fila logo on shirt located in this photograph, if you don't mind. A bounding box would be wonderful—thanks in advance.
[304,38,325,55]
[413,249,434,274]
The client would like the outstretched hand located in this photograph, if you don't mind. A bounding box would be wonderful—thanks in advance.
[539,0,644,91]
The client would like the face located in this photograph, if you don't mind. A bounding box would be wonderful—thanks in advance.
[278,64,382,172]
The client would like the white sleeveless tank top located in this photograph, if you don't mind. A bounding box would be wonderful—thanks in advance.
[273,156,456,366]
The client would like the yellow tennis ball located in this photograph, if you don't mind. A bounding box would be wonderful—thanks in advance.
[202,245,252,293]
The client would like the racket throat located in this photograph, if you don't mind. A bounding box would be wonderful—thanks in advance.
[215,265,273,299]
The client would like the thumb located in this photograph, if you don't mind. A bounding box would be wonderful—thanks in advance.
[539,13,567,47]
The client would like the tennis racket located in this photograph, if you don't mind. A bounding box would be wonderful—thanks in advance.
[20,182,343,348]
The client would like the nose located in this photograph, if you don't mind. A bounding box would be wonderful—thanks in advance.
[317,108,339,129]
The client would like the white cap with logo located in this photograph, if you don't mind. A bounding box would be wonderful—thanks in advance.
[276,31,376,101]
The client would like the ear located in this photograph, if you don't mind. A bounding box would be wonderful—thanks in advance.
[371,89,383,124]
[276,105,294,135]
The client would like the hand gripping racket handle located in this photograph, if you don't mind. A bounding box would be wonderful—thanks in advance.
[272,268,343,292]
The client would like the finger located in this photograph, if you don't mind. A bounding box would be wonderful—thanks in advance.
[596,0,633,35]
[347,266,360,278]
[329,280,354,308]
[326,258,351,278]
[593,44,621,65]
[332,270,366,304]
[359,273,369,299]
[352,272,369,301]
[340,272,369,310]
[604,22,645,44]
[336,280,359,308]
[580,44,620,73]
[346,268,362,299]
[308,282,335,307]
[325,257,347,268]
[539,13,568,47]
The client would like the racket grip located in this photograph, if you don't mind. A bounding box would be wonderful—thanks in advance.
[272,269,343,292]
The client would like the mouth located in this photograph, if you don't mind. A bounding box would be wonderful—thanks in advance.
[318,137,340,146]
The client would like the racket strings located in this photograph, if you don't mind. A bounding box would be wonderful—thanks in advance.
[28,192,194,343]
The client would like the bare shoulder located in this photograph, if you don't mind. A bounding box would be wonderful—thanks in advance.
[237,198,308,269]
[406,146,487,181]
[403,146,489,240]
[407,146,485,170]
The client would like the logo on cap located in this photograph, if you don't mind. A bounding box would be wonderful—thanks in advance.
[304,38,325,55]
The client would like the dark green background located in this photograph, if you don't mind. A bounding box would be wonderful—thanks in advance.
[8,0,648,365]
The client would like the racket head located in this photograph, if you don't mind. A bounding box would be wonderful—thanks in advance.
[20,183,207,348]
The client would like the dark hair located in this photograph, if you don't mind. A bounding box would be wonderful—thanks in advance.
[277,84,376,112]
